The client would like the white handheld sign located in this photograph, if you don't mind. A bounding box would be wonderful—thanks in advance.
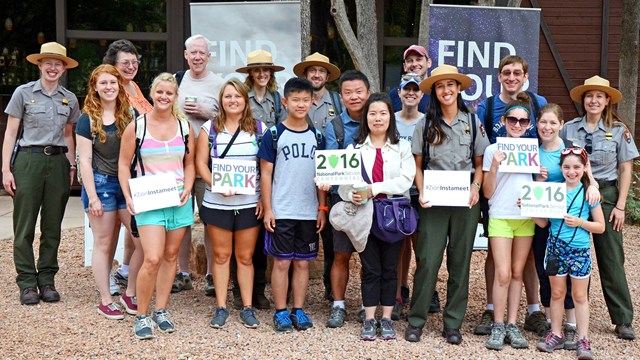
[496,138,540,173]
[423,170,471,207]
[315,149,363,185]
[520,181,566,219]
[129,173,181,213]
[210,159,258,195]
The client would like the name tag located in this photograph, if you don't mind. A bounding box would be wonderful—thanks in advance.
[129,173,181,213]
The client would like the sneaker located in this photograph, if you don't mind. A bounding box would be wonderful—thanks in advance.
[485,323,506,350]
[209,306,230,328]
[404,324,423,342]
[391,301,403,321]
[239,307,260,328]
[356,308,365,323]
[114,270,128,287]
[171,273,193,293]
[474,310,494,335]
[97,302,125,320]
[564,324,578,350]
[536,332,564,352]
[576,337,595,360]
[273,310,293,334]
[204,274,214,297]
[505,323,529,348]
[379,318,396,340]
[429,291,440,313]
[524,311,549,336]
[360,319,377,341]
[134,314,155,340]
[326,306,347,328]
[400,285,410,304]
[119,293,137,315]
[109,272,121,296]
[614,323,636,340]
[152,308,176,333]
[289,309,313,331]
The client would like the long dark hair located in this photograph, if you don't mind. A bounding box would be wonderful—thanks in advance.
[425,83,469,145]
[354,92,399,145]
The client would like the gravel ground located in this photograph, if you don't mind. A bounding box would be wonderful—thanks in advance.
[1,226,639,359]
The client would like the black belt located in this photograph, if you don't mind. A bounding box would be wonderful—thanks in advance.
[596,179,617,188]
[20,145,68,155]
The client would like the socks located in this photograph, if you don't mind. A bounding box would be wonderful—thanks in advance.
[487,304,494,311]
[528,304,541,315]
[119,264,129,276]
[181,271,190,276]
[565,322,577,329]
[333,300,345,309]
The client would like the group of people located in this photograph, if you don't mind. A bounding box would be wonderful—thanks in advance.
[2,36,637,358]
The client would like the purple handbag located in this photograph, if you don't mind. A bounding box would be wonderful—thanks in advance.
[371,197,419,243]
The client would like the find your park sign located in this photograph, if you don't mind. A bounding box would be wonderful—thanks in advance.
[210,159,258,195]
[496,137,540,174]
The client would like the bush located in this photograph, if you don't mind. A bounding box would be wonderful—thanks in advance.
[625,160,640,225]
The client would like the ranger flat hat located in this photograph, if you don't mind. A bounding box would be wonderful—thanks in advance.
[293,52,341,82]
[26,42,78,69]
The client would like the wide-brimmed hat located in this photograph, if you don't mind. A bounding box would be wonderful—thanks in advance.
[26,42,78,69]
[236,50,284,73]
[293,52,341,82]
[570,75,622,104]
[419,64,472,94]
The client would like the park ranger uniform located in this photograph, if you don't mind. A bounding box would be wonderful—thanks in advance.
[308,90,340,132]
[248,89,285,129]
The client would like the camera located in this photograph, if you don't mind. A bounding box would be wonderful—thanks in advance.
[545,254,560,276]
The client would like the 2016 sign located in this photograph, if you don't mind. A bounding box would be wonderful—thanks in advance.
[520,181,566,219]
[315,149,362,185]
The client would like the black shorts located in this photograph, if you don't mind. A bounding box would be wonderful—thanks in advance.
[265,219,319,260]
[199,207,260,231]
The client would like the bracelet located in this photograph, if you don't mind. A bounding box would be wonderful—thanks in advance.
[579,219,584,227]
[472,182,481,190]
[615,206,625,212]
[318,206,329,212]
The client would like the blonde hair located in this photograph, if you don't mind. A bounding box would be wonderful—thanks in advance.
[149,72,186,120]
[214,79,257,135]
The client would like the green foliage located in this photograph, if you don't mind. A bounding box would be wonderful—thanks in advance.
[625,160,640,224]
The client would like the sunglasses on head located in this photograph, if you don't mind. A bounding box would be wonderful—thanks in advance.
[401,73,423,82]
[505,116,531,127]
[561,146,589,163]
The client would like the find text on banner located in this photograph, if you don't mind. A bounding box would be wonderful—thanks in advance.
[128,173,181,213]
[210,158,258,195]
[422,170,471,207]
[520,181,566,219]
[315,149,363,185]
[497,137,540,173]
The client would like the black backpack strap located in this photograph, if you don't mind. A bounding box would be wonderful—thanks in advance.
[174,70,186,86]
[330,115,345,149]
[329,91,343,115]
[468,112,477,158]
[315,128,323,148]
[272,91,282,124]
[177,118,190,155]
[484,95,494,141]
[421,117,430,170]
[526,91,541,119]
[270,125,279,151]
[132,114,147,177]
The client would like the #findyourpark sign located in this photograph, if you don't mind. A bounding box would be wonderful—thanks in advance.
[422,170,470,207]
[497,138,540,173]
[128,173,181,213]
[520,181,566,219]
[315,149,363,185]
[210,159,258,195]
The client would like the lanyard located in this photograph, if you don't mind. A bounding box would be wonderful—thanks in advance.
[553,184,584,245]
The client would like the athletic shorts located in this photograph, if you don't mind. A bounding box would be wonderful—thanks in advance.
[81,171,126,212]
[488,218,535,238]
[545,236,592,279]
[135,198,194,231]
[199,206,260,231]
[265,219,319,261]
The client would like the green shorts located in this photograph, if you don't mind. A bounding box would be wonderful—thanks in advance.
[488,218,535,238]
[135,198,194,231]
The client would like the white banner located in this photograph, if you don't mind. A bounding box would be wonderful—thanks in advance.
[520,181,566,219]
[129,173,181,213]
[210,158,258,195]
[423,170,470,207]
[497,137,540,174]
[315,149,363,185]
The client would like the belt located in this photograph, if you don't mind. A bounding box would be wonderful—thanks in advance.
[20,145,68,155]
[596,179,617,188]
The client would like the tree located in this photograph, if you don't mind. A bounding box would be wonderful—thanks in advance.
[300,0,311,58]
[618,0,639,133]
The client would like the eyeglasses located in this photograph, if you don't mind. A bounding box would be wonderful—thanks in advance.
[561,146,589,163]
[500,70,524,77]
[584,133,593,154]
[118,60,141,67]
[505,116,531,127]
[401,73,423,82]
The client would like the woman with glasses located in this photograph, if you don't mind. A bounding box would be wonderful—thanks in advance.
[561,76,639,341]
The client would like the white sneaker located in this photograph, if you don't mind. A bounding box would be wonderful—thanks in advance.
[109,272,121,296]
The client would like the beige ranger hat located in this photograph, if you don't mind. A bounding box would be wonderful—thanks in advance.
[236,49,284,73]
[419,64,472,94]
[26,42,78,69]
[293,52,341,82]
[570,75,622,104]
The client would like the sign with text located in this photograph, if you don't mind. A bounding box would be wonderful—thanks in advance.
[520,181,566,219]
[315,149,362,185]
[423,170,471,207]
[129,173,180,213]
[210,159,258,195]
[497,137,540,173]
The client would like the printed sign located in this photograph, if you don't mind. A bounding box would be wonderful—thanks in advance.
[423,170,471,207]
[210,159,258,195]
[520,181,566,219]
[315,149,363,185]
[496,137,540,173]
[129,173,181,213]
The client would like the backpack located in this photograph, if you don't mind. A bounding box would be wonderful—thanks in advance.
[175,70,186,86]
[268,125,323,157]
[131,114,190,177]
[272,91,283,123]
[329,115,346,150]
[484,90,540,141]
[328,90,344,117]
[421,112,478,170]
[207,120,264,169]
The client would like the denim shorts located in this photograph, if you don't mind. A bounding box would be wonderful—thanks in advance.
[134,198,194,231]
[81,171,127,212]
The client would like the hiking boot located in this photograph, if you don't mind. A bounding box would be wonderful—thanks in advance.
[326,306,347,328]
[20,287,39,305]
[114,270,128,287]
[400,285,410,304]
[379,318,396,340]
[152,308,176,333]
[239,307,260,328]
[360,318,377,341]
[209,306,230,328]
[429,291,441,313]
[485,323,506,350]
[253,293,270,310]
[39,285,60,302]
[442,328,462,345]
[614,323,636,340]
[97,302,125,320]
[524,311,549,336]
[563,323,578,350]
[109,272,121,296]
[505,323,529,348]
[289,309,313,331]
[576,337,595,360]
[474,310,494,335]
[391,300,403,321]
[405,324,423,342]
[171,273,193,293]
[536,332,564,352]
[356,308,365,323]
[204,274,214,297]
[134,314,155,340]
[119,293,137,315]
[273,310,293,333]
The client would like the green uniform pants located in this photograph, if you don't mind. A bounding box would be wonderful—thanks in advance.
[12,152,70,290]
[592,185,633,325]
[408,204,479,330]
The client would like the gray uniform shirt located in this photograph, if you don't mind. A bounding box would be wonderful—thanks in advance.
[411,110,489,171]
[5,80,80,146]
[248,89,285,129]
[561,116,639,181]
[308,89,341,133]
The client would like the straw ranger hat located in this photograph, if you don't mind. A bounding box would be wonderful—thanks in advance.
[26,42,78,69]
[236,49,284,73]
[570,75,622,104]
[293,52,341,82]
[419,64,472,94]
